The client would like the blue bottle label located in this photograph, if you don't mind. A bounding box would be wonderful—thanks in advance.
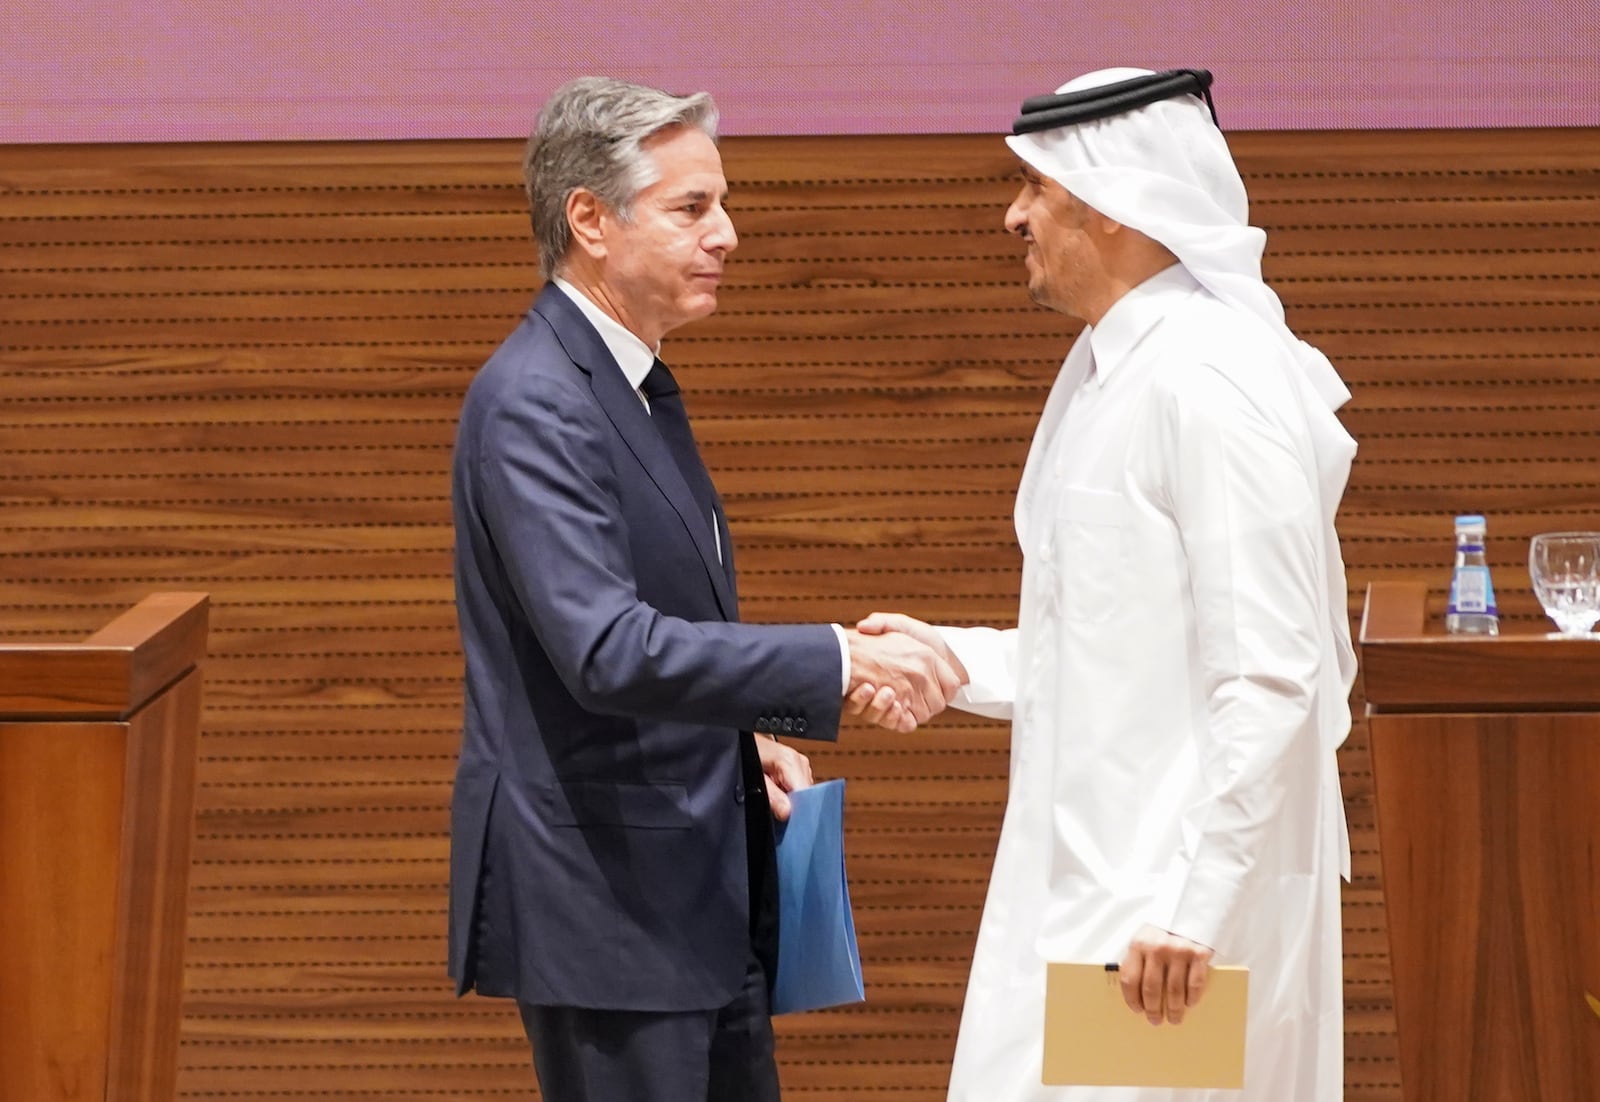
[1448,565,1497,615]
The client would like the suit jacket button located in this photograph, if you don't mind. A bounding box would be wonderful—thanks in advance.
[734,784,745,804]
[794,717,807,734]
[781,718,794,733]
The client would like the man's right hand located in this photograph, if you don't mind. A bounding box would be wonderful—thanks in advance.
[844,628,964,732]
[853,612,968,686]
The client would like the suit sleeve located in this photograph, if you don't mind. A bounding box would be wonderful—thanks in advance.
[473,369,843,738]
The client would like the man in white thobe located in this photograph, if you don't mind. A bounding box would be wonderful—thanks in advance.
[858,68,1358,1100]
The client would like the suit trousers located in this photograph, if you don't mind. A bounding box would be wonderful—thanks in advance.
[517,949,780,1102]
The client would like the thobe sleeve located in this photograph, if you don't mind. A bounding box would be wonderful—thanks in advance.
[935,626,1018,721]
[1151,361,1325,955]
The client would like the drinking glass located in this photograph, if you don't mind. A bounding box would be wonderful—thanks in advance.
[1528,531,1600,635]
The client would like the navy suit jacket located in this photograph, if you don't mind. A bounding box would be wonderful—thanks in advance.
[449,284,843,1012]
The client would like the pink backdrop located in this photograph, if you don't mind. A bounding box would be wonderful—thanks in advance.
[6,0,1596,142]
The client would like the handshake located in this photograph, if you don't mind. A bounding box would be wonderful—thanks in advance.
[842,613,968,733]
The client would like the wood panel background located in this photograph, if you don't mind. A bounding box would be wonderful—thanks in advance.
[4,128,1600,1100]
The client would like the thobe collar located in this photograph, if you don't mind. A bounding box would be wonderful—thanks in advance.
[1085,263,1199,386]
[552,276,657,398]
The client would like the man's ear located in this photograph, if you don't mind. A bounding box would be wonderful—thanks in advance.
[1094,210,1125,237]
[566,188,607,260]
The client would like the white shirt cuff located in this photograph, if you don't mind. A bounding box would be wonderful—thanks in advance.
[830,623,851,696]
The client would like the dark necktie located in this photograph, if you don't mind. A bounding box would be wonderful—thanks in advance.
[644,364,761,948]
[641,358,719,547]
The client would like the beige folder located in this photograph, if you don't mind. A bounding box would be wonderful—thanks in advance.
[1042,962,1249,1089]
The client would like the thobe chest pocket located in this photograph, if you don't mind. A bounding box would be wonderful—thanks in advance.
[1052,486,1128,625]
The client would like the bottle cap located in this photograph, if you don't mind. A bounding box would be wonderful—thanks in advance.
[1455,514,1486,528]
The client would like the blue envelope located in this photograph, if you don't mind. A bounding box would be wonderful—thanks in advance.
[769,778,865,1014]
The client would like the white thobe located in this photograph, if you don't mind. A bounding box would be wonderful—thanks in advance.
[942,265,1355,1102]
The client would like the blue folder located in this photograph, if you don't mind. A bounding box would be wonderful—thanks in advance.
[770,778,865,1014]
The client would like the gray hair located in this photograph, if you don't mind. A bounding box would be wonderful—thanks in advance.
[524,76,720,280]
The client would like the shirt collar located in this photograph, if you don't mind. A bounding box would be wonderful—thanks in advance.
[1085,263,1199,385]
[552,277,658,393]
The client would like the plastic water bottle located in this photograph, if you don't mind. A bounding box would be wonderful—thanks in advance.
[1445,514,1499,635]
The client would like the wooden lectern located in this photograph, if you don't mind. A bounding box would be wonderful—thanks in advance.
[1360,581,1600,1100]
[0,593,208,1102]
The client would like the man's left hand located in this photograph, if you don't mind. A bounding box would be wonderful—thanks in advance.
[756,734,813,821]
[1118,923,1214,1025]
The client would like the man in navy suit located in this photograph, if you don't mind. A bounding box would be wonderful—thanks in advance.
[448,76,962,1102]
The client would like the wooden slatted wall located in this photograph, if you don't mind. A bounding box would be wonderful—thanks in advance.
[4,128,1600,1101]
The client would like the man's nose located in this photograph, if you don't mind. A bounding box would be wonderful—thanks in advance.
[1004,199,1028,238]
[708,206,738,253]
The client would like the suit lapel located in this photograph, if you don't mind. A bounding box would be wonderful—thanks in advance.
[533,286,737,620]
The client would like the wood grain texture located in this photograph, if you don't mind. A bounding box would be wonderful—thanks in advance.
[0,592,208,717]
[1362,581,1600,710]
[1364,585,1600,1097]
[105,666,205,1102]
[0,598,207,1102]
[1367,711,1600,1101]
[0,721,127,1102]
[4,127,1600,1100]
